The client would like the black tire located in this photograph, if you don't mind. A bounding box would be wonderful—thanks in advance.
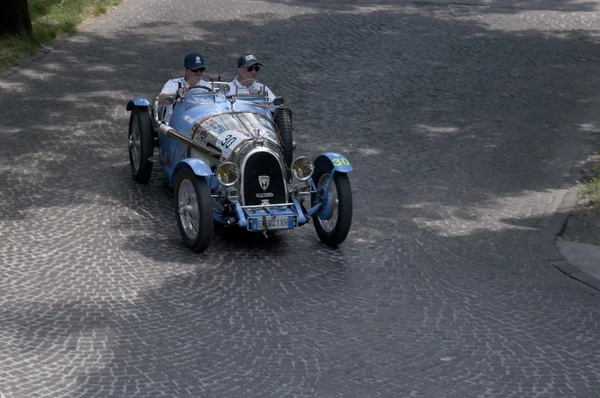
[128,107,154,184]
[311,165,353,247]
[275,108,294,177]
[174,168,214,252]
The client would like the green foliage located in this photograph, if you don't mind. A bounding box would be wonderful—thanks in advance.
[581,151,600,206]
[581,175,600,205]
[0,0,122,69]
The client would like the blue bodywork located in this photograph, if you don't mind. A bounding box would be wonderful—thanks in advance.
[160,90,275,186]
[315,152,353,173]
[126,98,151,110]
[126,86,352,233]
[173,158,213,180]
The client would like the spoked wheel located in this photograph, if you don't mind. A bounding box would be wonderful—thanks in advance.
[174,168,214,252]
[275,108,294,180]
[128,107,154,184]
[312,166,353,247]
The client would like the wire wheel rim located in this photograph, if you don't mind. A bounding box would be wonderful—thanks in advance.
[178,179,200,239]
[317,173,339,233]
[129,115,141,172]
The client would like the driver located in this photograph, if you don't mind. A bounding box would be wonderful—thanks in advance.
[227,54,276,103]
[158,52,211,124]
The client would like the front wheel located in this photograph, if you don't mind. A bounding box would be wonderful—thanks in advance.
[174,168,214,252]
[312,168,353,247]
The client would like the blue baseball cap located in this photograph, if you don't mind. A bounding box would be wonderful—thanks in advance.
[184,52,206,69]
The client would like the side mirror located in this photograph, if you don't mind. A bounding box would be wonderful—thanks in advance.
[163,96,176,105]
[272,97,285,106]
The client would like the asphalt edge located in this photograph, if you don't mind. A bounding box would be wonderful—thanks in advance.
[542,187,600,292]
[0,44,55,78]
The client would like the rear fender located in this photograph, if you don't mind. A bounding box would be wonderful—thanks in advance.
[313,152,353,173]
[126,97,151,111]
[171,158,213,187]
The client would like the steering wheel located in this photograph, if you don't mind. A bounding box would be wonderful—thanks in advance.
[187,85,214,93]
[236,79,267,95]
[237,78,256,87]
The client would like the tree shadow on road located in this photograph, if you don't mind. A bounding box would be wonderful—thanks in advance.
[257,0,600,12]
[1,2,600,395]
[1,2,599,229]
[1,212,599,397]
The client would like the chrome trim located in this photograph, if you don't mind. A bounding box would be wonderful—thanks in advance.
[216,162,239,187]
[157,124,213,154]
[129,112,141,172]
[239,147,288,206]
[189,111,274,140]
[232,113,254,134]
[291,156,315,181]
[226,187,240,202]
[188,112,278,160]
[152,97,160,126]
[178,179,200,239]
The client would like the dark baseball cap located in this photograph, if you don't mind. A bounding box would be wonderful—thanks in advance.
[237,54,263,68]
[184,52,206,69]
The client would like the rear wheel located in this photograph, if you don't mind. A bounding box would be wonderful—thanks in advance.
[174,168,214,252]
[128,107,154,184]
[275,108,294,179]
[312,165,353,247]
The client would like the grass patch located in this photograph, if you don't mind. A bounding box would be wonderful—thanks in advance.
[581,174,600,206]
[580,153,600,207]
[0,0,122,70]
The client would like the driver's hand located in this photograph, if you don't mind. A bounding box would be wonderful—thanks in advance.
[179,80,194,95]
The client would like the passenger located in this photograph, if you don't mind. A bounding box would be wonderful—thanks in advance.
[227,53,276,103]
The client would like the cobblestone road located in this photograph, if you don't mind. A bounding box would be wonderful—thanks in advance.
[2,0,600,396]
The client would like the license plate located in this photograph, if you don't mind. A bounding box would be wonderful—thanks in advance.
[247,216,297,231]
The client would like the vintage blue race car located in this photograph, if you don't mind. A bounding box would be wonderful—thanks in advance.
[126,80,353,252]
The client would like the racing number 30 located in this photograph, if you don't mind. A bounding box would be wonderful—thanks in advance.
[220,134,237,149]
[332,157,351,167]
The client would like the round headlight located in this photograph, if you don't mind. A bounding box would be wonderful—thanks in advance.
[291,156,314,181]
[216,162,239,186]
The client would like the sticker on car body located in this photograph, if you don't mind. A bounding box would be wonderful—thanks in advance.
[216,130,249,161]
[202,118,228,134]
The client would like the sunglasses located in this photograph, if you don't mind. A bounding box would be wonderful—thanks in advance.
[247,66,260,72]
[189,67,205,73]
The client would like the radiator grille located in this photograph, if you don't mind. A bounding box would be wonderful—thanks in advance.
[242,152,287,206]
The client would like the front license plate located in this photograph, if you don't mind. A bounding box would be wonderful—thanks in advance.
[247,216,297,231]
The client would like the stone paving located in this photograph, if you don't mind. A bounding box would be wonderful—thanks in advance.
[1,0,600,396]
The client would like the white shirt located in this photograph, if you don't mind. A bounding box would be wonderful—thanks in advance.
[159,77,210,123]
[227,78,276,103]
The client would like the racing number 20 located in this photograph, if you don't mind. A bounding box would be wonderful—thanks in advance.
[332,157,351,167]
[220,134,237,149]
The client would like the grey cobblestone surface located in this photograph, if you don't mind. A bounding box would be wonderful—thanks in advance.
[1,0,600,396]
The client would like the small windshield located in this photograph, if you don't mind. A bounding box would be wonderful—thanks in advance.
[229,78,269,104]
[183,87,216,107]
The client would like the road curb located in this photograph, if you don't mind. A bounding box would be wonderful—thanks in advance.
[543,187,600,292]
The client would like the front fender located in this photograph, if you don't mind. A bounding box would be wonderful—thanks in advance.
[126,97,151,111]
[314,152,353,173]
[172,158,213,187]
